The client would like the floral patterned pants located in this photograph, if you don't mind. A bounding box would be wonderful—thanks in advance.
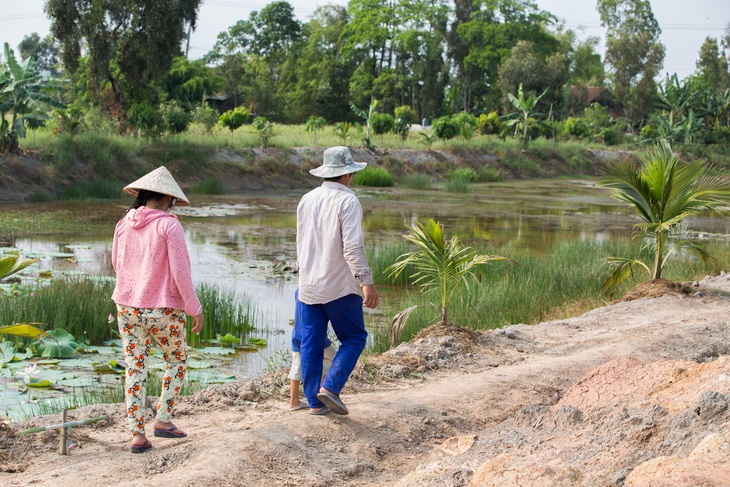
[117,305,188,436]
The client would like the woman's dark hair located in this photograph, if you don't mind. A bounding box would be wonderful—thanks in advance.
[324,174,346,182]
[126,189,166,213]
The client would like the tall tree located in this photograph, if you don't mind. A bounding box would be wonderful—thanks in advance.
[18,33,60,73]
[45,0,202,117]
[449,0,558,113]
[597,0,665,127]
[285,5,354,122]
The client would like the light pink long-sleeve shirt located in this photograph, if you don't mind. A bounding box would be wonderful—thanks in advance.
[296,181,374,305]
[111,207,202,317]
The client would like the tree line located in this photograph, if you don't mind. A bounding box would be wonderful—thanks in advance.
[2,0,730,151]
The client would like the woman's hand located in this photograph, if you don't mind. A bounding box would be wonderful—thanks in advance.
[192,313,204,334]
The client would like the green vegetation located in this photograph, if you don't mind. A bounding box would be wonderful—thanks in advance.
[0,278,263,347]
[598,142,730,297]
[387,219,512,326]
[189,179,225,195]
[353,166,395,187]
[367,238,730,353]
[398,174,433,190]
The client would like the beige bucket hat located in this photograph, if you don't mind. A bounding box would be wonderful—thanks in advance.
[123,166,190,206]
[310,146,367,178]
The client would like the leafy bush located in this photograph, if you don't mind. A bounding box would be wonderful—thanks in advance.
[600,127,619,146]
[477,112,503,135]
[160,100,192,135]
[453,112,478,130]
[393,119,410,140]
[353,166,395,187]
[192,105,220,133]
[127,101,161,137]
[219,106,250,141]
[583,103,613,132]
[251,116,277,147]
[564,117,591,139]
[432,116,459,140]
[371,113,395,136]
[394,105,417,125]
[55,104,85,137]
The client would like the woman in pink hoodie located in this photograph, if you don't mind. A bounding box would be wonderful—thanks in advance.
[111,166,204,454]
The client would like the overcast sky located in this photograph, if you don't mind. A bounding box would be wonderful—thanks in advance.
[1,0,728,80]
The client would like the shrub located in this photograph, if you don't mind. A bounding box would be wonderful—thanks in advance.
[371,113,395,139]
[393,119,410,140]
[432,116,459,140]
[478,112,503,135]
[127,101,161,137]
[353,166,395,187]
[599,127,619,146]
[55,104,85,137]
[564,117,591,139]
[251,116,277,148]
[219,107,250,142]
[160,100,192,135]
[394,105,417,125]
[192,105,220,133]
[583,103,613,132]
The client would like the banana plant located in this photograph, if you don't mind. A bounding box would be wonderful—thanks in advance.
[0,43,64,152]
[350,99,377,150]
[502,83,547,146]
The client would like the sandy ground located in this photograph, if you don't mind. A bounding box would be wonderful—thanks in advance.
[2,276,730,486]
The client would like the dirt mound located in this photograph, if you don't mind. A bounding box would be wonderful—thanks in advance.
[614,278,695,302]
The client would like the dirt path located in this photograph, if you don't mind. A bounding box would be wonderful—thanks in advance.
[2,277,730,486]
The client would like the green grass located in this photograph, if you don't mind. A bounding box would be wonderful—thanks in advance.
[0,278,264,346]
[59,180,122,200]
[478,166,504,182]
[398,173,433,190]
[366,238,730,353]
[189,179,225,195]
[446,167,478,182]
[353,166,395,187]
[444,177,472,193]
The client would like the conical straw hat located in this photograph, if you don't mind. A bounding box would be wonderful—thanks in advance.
[123,166,190,206]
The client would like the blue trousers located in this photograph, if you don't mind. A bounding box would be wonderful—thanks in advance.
[299,293,367,409]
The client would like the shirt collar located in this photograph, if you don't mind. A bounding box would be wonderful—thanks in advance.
[322,181,354,194]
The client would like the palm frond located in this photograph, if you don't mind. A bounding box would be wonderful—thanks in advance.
[601,257,651,298]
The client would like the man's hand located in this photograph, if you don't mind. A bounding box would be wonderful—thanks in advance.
[362,284,379,309]
[192,313,204,334]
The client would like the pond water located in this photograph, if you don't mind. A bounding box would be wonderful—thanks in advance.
[3,178,730,420]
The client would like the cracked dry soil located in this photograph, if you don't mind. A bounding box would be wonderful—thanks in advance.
[2,276,730,486]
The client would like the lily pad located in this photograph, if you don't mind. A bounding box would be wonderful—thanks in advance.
[35,329,80,358]
[193,347,236,356]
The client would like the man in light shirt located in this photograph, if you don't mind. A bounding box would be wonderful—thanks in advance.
[296,146,379,415]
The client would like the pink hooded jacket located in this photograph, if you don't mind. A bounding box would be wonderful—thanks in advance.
[111,206,202,317]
